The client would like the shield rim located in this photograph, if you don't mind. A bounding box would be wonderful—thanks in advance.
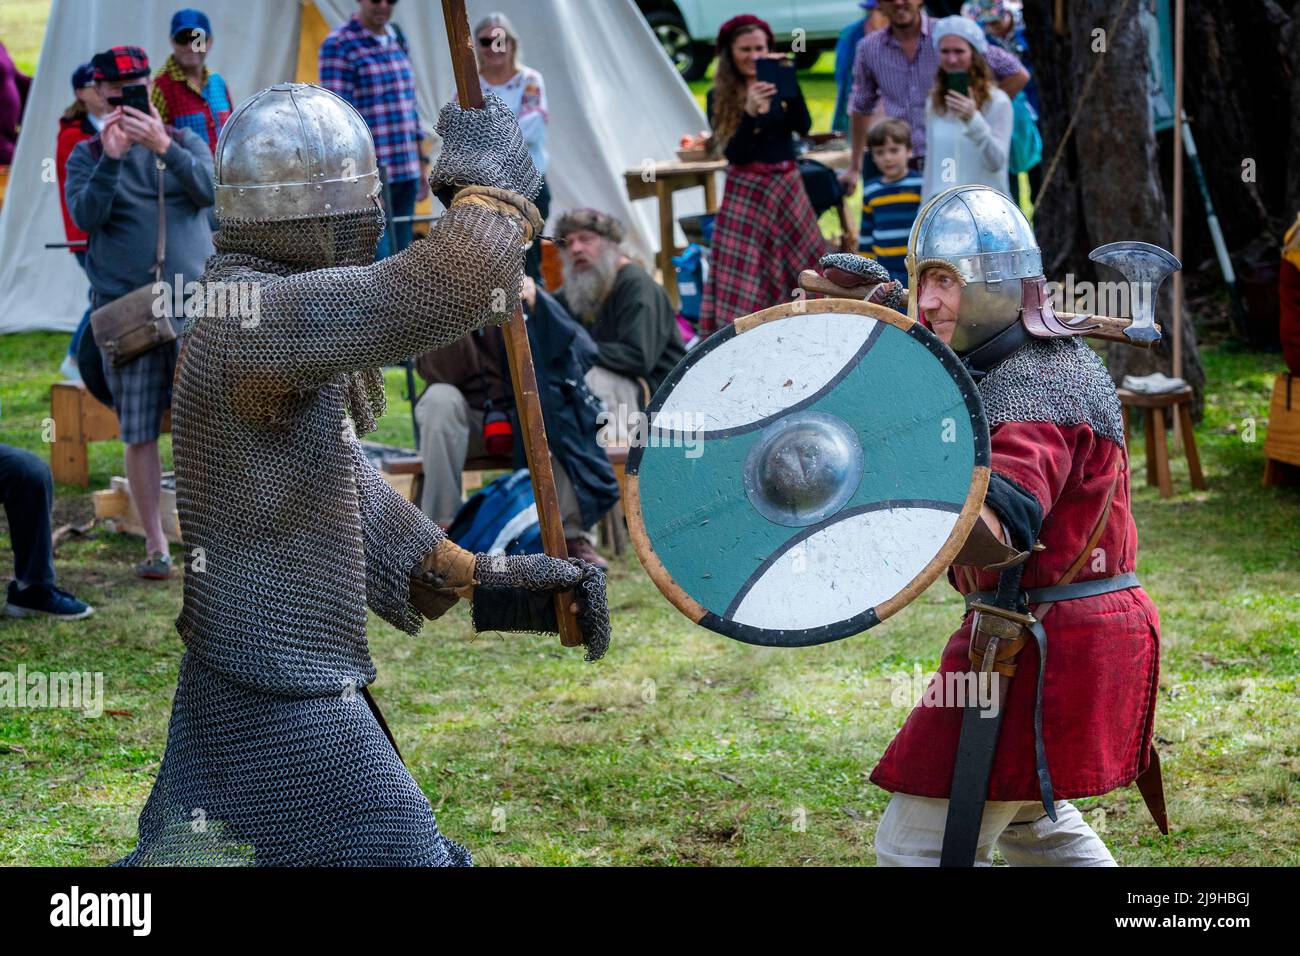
[624,297,991,647]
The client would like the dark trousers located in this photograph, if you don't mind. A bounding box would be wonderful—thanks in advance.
[376,177,420,260]
[0,445,56,589]
[67,250,92,359]
[525,176,551,285]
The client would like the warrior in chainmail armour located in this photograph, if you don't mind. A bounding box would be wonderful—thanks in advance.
[116,84,609,867]
[868,185,1165,866]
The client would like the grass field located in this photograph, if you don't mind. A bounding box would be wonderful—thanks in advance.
[2,330,1297,866]
[2,4,1298,868]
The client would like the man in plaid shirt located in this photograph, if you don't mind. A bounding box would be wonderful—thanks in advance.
[319,0,428,258]
[839,0,1029,192]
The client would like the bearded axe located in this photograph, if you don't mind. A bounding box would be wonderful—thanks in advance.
[441,0,583,649]
[1021,241,1182,348]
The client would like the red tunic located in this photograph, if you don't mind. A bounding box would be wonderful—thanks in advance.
[871,419,1161,801]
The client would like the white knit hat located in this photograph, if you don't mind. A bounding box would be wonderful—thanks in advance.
[931,14,989,56]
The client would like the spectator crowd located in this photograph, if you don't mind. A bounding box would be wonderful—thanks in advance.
[3,0,1046,615]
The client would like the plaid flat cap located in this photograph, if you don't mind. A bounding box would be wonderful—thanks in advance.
[92,46,151,82]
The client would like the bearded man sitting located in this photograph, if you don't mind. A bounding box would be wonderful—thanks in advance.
[552,209,685,444]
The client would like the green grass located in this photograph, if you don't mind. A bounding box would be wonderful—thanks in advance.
[1,329,1297,866]
[0,0,50,75]
[2,23,1297,868]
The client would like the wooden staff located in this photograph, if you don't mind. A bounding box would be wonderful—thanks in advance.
[440,0,583,649]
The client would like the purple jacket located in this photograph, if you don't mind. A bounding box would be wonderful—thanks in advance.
[0,41,32,165]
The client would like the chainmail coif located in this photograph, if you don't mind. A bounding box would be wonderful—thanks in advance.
[977,336,1126,446]
[117,94,548,866]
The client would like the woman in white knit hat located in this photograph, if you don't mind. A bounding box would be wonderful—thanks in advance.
[920,15,1013,201]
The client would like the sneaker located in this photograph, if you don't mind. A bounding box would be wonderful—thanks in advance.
[59,355,82,382]
[136,551,173,580]
[565,536,609,570]
[4,581,94,620]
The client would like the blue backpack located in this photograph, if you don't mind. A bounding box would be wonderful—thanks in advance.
[447,469,543,555]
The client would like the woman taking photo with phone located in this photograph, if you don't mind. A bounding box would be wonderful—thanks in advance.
[921,16,1013,201]
[699,14,825,334]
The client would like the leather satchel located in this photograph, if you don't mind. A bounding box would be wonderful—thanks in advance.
[90,157,176,368]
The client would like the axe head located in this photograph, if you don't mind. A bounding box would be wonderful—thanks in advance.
[1088,241,1182,345]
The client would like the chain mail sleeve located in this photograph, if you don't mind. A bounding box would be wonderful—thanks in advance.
[349,438,445,635]
[232,201,525,393]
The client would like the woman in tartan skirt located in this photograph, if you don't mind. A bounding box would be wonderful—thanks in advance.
[700,15,826,333]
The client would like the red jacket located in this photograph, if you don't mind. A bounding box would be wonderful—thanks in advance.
[56,114,95,251]
[871,419,1160,801]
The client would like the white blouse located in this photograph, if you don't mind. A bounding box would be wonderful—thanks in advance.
[921,86,1013,201]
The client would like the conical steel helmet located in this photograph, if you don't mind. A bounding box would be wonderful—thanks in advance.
[214,83,381,221]
[906,185,1043,354]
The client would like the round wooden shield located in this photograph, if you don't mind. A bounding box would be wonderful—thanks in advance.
[625,299,990,647]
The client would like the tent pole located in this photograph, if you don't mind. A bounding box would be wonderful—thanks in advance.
[1171,0,1184,383]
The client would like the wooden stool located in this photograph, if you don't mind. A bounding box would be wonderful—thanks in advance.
[50,381,171,487]
[1263,373,1300,486]
[599,446,630,556]
[1117,385,1205,498]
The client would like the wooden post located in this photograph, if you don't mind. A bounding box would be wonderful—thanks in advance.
[1171,0,1186,452]
[1171,0,1185,381]
[440,0,583,648]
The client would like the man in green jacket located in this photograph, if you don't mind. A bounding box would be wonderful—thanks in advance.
[552,209,685,445]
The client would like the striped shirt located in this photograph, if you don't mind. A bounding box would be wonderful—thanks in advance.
[848,13,1024,158]
[858,172,923,285]
[318,16,422,184]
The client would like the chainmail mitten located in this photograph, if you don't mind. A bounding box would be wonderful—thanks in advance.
[874,282,909,313]
[820,252,893,285]
[818,252,908,313]
[470,553,611,662]
[429,92,542,201]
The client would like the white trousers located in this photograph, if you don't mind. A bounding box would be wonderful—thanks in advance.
[874,793,1117,867]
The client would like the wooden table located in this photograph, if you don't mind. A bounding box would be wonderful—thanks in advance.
[623,148,851,307]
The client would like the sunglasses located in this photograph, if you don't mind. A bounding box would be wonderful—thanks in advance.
[366,0,399,6]
[478,36,510,48]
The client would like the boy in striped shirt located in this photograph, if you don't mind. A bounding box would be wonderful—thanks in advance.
[858,119,923,286]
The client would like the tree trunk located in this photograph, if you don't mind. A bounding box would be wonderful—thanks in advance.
[1288,2,1300,220]
[1024,0,1205,415]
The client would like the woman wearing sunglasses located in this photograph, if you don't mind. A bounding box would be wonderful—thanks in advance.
[470,12,551,284]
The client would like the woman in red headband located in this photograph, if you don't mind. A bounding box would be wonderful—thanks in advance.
[699,15,826,333]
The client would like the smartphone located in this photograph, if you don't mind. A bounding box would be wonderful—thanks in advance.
[108,83,150,114]
[756,56,801,99]
[946,71,969,96]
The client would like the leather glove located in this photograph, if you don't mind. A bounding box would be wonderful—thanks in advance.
[471,553,611,662]
[409,538,477,621]
[429,92,542,202]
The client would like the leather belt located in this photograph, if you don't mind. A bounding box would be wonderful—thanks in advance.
[963,572,1141,610]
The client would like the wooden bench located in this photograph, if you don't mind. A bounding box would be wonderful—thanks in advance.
[383,448,631,554]
[50,381,172,487]
[1263,373,1300,486]
[1117,385,1205,498]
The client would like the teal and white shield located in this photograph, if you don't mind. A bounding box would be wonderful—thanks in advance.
[625,299,990,647]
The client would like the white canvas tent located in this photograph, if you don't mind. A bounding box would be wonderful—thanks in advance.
[0,0,708,333]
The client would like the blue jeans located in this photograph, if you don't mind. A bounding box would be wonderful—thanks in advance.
[375,177,419,260]
[67,251,92,358]
[0,444,56,589]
